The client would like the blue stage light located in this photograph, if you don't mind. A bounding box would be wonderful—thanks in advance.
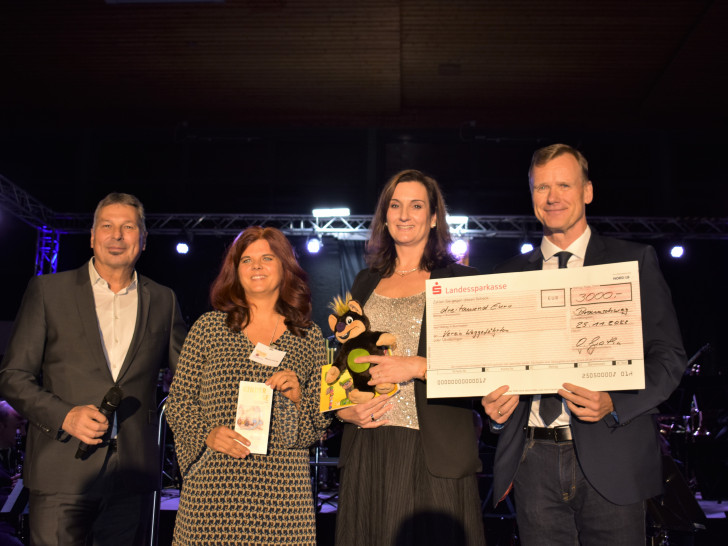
[307,238,322,254]
[520,242,534,254]
[450,239,468,258]
[670,245,684,258]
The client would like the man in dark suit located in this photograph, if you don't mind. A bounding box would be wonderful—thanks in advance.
[0,193,187,545]
[481,144,687,545]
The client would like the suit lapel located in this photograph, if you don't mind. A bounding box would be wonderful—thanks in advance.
[116,275,150,382]
[527,248,544,270]
[583,231,607,267]
[74,267,112,377]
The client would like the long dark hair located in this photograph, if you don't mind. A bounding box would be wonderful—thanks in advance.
[366,169,455,277]
[210,226,312,337]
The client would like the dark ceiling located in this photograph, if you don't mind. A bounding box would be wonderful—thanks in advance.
[1,1,727,218]
[3,0,727,129]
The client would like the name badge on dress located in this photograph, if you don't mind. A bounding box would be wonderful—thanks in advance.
[249,343,286,367]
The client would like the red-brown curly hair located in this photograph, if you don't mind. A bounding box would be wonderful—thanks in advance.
[210,226,312,337]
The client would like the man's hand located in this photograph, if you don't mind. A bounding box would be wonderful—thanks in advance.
[61,405,109,444]
[559,383,614,422]
[481,385,519,424]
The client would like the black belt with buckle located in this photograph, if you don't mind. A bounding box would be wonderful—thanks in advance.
[525,425,573,443]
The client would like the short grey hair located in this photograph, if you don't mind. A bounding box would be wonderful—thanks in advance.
[92,192,147,233]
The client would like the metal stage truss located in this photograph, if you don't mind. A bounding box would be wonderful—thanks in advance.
[3,174,728,274]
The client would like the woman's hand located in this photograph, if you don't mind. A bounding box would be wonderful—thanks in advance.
[481,385,519,424]
[266,369,302,407]
[336,393,392,428]
[206,426,251,459]
[361,354,427,385]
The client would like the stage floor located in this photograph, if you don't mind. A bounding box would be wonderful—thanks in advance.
[156,486,727,546]
[697,494,728,519]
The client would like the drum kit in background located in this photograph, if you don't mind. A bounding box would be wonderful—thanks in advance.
[650,343,728,544]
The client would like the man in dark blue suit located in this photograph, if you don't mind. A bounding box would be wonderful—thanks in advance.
[482,144,687,545]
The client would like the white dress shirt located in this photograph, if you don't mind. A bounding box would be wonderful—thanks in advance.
[529,226,592,428]
[89,259,139,436]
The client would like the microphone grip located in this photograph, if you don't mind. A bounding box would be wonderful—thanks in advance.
[75,440,93,460]
[98,405,116,419]
[74,387,123,460]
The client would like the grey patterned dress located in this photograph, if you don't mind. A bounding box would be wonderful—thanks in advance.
[167,311,331,545]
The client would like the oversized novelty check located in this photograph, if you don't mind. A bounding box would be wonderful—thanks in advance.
[425,261,644,398]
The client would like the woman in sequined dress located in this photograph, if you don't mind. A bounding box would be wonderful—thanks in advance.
[167,227,331,545]
[335,170,486,545]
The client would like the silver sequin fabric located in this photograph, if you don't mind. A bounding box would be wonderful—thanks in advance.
[365,291,425,430]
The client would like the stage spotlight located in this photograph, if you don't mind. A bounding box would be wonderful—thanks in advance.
[450,238,469,258]
[520,242,534,254]
[670,245,684,259]
[312,207,350,218]
[306,238,323,254]
[446,215,469,226]
[175,230,192,255]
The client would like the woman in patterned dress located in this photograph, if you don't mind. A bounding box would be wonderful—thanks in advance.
[335,170,486,545]
[167,226,331,545]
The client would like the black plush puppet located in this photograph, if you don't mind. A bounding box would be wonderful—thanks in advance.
[325,293,397,404]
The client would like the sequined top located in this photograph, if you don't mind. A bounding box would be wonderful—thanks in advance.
[365,291,425,430]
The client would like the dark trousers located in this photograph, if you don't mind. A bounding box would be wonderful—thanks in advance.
[513,438,645,546]
[28,448,153,546]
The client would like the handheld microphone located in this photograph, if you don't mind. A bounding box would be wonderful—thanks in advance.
[74,386,123,460]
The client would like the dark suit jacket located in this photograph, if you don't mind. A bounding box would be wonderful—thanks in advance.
[338,263,482,479]
[0,265,187,494]
[491,232,687,506]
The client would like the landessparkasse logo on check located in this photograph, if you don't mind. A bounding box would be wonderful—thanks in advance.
[431,282,442,295]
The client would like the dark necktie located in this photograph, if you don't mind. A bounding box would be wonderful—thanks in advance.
[538,251,572,425]
[555,250,572,269]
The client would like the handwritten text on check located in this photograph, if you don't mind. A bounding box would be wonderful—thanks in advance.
[425,262,644,398]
